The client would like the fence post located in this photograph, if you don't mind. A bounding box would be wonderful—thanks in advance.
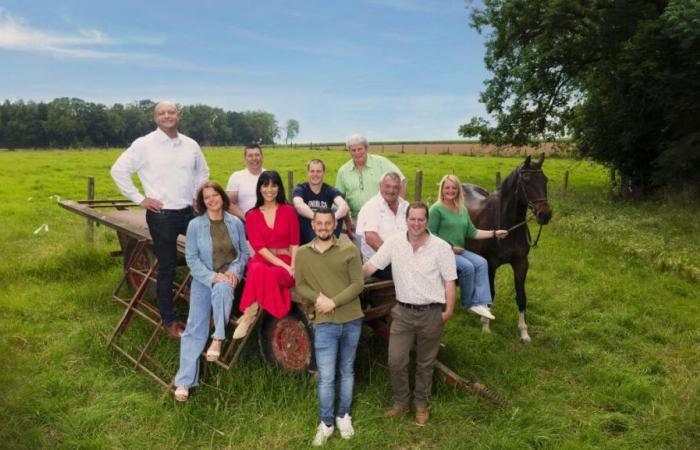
[401,144,405,153]
[86,176,95,242]
[287,171,294,202]
[495,171,501,188]
[414,170,423,202]
[563,170,569,197]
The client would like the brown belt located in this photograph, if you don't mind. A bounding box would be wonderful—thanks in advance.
[268,247,291,256]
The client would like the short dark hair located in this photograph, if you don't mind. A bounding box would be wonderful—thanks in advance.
[307,159,326,171]
[244,143,262,156]
[195,181,230,215]
[254,170,287,208]
[406,201,429,220]
[312,207,335,221]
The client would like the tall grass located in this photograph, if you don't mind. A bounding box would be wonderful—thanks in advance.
[0,147,698,449]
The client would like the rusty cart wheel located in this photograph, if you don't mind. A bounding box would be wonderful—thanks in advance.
[121,236,157,293]
[258,305,315,374]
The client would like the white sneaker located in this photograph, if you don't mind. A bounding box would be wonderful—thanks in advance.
[335,414,354,439]
[312,422,334,446]
[468,304,495,320]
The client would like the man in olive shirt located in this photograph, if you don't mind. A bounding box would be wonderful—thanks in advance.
[294,208,364,446]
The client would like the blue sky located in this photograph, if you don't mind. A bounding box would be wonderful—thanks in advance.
[0,0,489,142]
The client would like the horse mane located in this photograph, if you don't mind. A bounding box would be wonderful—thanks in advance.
[498,162,524,195]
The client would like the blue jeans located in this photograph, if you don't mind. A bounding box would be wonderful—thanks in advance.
[455,251,492,308]
[174,279,234,388]
[314,319,363,426]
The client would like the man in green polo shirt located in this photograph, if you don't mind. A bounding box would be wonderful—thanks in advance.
[335,134,406,245]
[294,208,365,446]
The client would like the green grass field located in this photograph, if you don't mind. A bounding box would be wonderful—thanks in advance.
[1,147,698,449]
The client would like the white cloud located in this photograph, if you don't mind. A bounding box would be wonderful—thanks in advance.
[0,9,268,75]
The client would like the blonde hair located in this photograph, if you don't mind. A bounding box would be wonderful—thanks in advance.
[437,174,465,211]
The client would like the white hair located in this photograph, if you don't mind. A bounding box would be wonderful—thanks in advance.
[346,134,368,148]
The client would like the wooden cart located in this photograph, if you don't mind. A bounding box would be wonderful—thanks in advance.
[59,198,504,405]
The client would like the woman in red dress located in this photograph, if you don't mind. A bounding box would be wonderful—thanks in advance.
[234,170,300,338]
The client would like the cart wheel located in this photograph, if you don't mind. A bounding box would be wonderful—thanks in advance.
[258,306,315,374]
[122,237,157,292]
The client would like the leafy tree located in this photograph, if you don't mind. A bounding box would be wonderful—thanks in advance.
[461,0,700,193]
[284,119,300,145]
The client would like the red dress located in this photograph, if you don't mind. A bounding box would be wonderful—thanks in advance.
[240,204,300,318]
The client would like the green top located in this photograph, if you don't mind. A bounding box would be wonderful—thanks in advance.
[335,154,404,218]
[210,219,237,272]
[294,238,364,325]
[428,202,477,247]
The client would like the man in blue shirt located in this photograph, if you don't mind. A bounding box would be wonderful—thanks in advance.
[292,159,349,244]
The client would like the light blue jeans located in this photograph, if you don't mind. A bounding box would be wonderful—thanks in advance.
[314,319,363,426]
[455,251,492,308]
[174,279,234,388]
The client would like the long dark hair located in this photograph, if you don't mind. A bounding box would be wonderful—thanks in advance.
[254,170,287,208]
[195,181,230,215]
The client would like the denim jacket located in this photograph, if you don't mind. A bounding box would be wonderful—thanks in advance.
[185,212,250,286]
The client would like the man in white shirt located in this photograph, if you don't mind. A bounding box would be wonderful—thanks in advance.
[362,202,457,427]
[226,144,266,220]
[111,101,209,339]
[355,172,409,279]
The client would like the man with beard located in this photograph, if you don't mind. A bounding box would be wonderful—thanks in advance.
[294,208,364,446]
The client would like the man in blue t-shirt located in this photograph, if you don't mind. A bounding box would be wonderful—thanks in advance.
[292,159,350,244]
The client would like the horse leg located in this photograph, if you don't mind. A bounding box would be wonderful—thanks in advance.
[512,258,531,343]
[481,264,497,334]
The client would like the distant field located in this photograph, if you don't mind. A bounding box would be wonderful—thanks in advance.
[0,147,698,449]
[283,141,568,156]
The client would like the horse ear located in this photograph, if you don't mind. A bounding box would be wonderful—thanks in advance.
[524,155,532,167]
[537,152,545,166]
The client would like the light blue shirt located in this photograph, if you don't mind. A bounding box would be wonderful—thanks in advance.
[185,212,249,286]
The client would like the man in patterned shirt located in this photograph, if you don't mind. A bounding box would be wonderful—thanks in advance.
[363,202,457,426]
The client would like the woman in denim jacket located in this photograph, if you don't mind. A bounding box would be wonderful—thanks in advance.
[174,181,249,401]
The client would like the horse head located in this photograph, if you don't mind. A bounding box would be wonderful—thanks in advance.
[518,153,552,225]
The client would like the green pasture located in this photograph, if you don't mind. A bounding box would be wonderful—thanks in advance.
[1,147,698,449]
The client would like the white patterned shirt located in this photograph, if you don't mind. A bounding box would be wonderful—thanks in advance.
[355,193,409,262]
[111,127,209,209]
[368,232,457,305]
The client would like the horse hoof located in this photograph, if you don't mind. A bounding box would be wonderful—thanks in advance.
[520,335,531,344]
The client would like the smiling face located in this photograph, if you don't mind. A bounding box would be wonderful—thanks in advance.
[153,102,180,133]
[202,187,223,213]
[441,179,460,203]
[312,211,336,241]
[307,161,325,186]
[260,181,279,204]
[244,147,263,172]
[406,206,428,239]
[379,175,400,205]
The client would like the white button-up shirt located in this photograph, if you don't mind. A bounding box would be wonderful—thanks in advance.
[110,128,209,209]
[355,193,409,262]
[368,232,457,305]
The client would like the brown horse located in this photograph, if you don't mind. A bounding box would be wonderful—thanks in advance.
[463,154,552,342]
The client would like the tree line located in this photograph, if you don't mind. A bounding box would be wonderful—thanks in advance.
[460,0,700,193]
[0,98,291,149]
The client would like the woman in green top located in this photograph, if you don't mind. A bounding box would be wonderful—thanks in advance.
[428,175,508,320]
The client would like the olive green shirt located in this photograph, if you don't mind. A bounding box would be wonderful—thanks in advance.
[294,238,364,325]
[428,203,477,247]
[211,219,237,272]
[335,154,404,218]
